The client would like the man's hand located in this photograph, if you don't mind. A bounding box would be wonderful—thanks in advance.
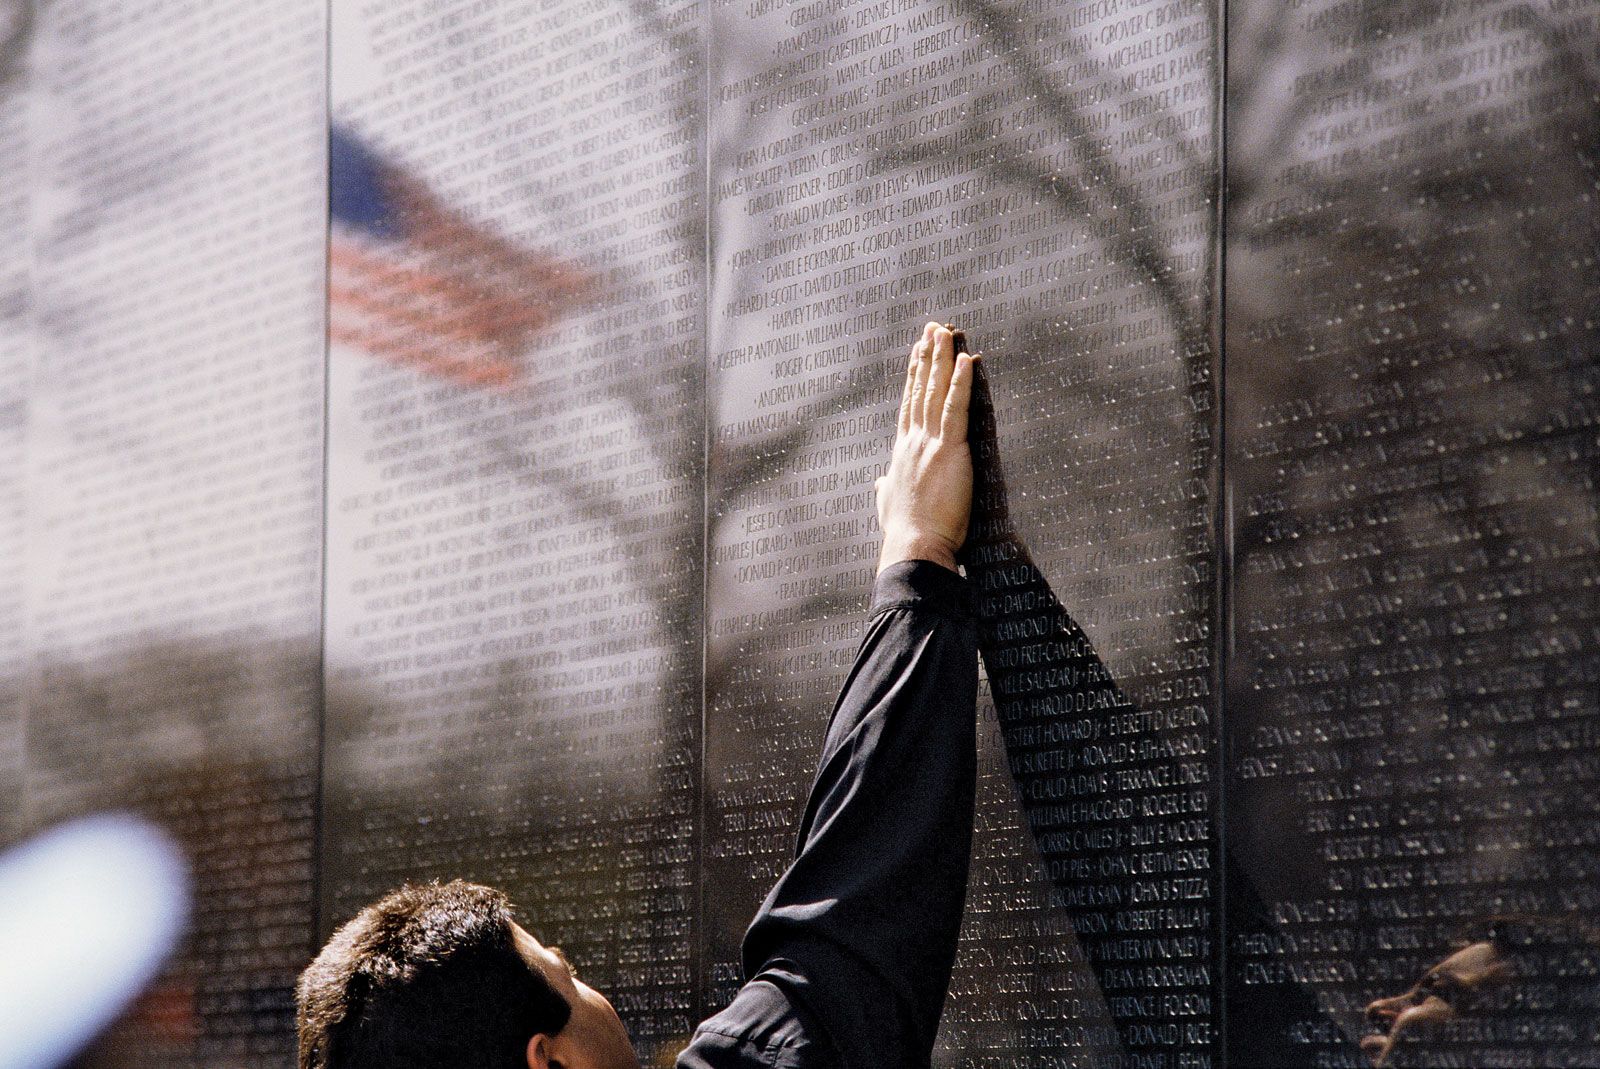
[876,322,977,574]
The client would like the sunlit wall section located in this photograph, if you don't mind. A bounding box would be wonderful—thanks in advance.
[321,1,706,1061]
[1225,0,1600,1064]
[19,1,326,1063]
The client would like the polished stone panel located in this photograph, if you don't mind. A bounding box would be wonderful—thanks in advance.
[1225,0,1600,1063]
[11,1,326,1063]
[704,3,1220,1066]
[321,2,706,1060]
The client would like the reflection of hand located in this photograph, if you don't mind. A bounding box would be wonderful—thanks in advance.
[1361,940,1512,1068]
[959,354,1017,561]
[876,322,975,574]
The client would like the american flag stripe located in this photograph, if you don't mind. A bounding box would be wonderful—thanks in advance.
[329,126,595,388]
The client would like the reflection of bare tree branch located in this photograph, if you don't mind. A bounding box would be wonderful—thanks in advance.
[1233,0,1600,208]
[482,418,700,679]
[1224,3,1315,204]
[875,0,1217,376]
[1517,1,1600,112]
[962,0,1215,327]
[622,0,710,261]
[965,0,1207,175]
[702,372,889,701]
[997,155,1213,364]
[0,0,31,88]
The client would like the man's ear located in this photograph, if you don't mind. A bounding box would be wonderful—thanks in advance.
[526,1033,559,1069]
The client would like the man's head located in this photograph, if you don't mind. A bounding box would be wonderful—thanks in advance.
[297,880,638,1069]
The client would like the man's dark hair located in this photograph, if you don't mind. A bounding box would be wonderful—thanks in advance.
[297,880,571,1069]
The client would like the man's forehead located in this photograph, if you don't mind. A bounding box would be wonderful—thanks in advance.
[510,924,551,966]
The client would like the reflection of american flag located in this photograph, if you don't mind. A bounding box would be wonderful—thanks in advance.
[330,127,594,387]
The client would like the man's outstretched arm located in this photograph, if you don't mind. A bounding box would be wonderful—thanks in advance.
[680,324,980,1069]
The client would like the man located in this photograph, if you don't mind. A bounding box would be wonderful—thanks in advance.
[298,323,982,1069]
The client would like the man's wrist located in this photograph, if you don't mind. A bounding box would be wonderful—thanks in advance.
[871,557,978,619]
[878,530,961,574]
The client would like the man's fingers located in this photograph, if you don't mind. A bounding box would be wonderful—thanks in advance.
[943,352,975,441]
[899,346,918,434]
[909,326,936,430]
[924,327,955,430]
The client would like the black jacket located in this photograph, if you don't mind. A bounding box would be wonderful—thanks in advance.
[678,560,979,1068]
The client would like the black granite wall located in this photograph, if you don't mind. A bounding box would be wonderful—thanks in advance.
[1,0,1596,1066]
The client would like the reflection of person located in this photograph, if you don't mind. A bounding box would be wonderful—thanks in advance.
[1361,916,1600,1068]
[955,360,1210,1067]
[1361,939,1506,1069]
[297,324,982,1069]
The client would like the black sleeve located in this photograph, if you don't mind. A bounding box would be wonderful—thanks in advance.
[679,559,979,1069]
